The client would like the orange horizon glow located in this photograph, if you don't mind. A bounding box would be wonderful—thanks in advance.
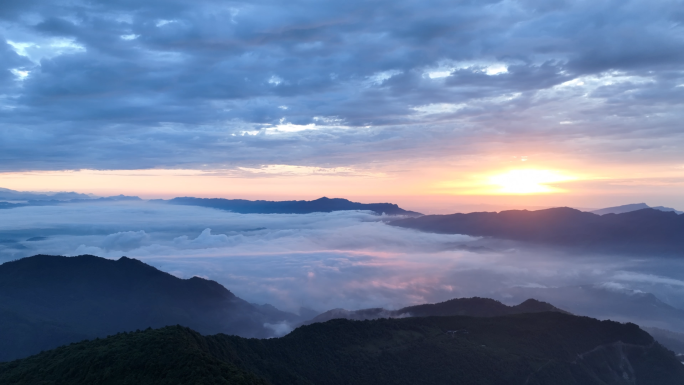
[1,164,683,215]
[487,169,577,194]
[433,168,581,196]
[0,168,580,197]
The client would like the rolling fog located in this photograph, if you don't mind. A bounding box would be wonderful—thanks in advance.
[2,201,684,328]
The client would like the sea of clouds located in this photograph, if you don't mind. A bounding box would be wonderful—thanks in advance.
[2,201,684,316]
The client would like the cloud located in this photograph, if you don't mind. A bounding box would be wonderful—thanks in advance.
[102,230,149,251]
[3,200,684,314]
[263,321,293,337]
[612,271,684,288]
[173,228,238,249]
[0,0,682,171]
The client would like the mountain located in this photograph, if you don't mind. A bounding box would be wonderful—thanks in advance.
[503,285,684,336]
[2,312,683,384]
[502,285,684,355]
[592,203,683,215]
[0,187,94,202]
[643,327,684,357]
[652,206,684,214]
[390,207,684,255]
[64,194,142,203]
[303,297,566,325]
[0,255,304,362]
[0,201,25,210]
[0,186,141,209]
[592,203,651,215]
[400,297,566,317]
[163,196,422,216]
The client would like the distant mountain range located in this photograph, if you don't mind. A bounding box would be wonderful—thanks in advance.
[301,297,566,326]
[591,203,683,215]
[390,207,684,255]
[0,187,421,216]
[0,187,95,201]
[0,187,140,205]
[161,196,422,216]
[3,313,683,385]
[0,255,306,362]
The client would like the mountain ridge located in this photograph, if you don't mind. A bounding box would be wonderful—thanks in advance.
[302,297,568,325]
[390,207,684,255]
[162,196,422,216]
[0,254,304,362]
[2,312,683,384]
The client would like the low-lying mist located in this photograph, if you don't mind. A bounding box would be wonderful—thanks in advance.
[2,201,684,325]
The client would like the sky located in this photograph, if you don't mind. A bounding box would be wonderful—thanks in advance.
[1,0,684,211]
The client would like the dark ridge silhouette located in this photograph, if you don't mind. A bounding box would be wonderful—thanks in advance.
[302,297,567,325]
[390,207,684,255]
[0,255,304,362]
[163,196,422,216]
[401,297,567,317]
[503,284,684,335]
[3,313,684,384]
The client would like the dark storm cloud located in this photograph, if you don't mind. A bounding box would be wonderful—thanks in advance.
[1,0,683,170]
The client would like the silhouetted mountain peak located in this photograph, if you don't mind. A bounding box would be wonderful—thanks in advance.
[164,196,421,216]
[303,296,568,326]
[0,254,304,362]
[400,296,568,317]
[512,298,569,314]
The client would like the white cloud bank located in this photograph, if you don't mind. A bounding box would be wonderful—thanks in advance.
[3,201,684,313]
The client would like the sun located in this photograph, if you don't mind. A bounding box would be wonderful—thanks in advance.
[488,169,575,194]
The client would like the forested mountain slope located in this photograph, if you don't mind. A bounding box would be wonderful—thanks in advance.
[2,312,683,385]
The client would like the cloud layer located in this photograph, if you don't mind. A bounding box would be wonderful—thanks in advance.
[3,201,684,314]
[1,0,683,171]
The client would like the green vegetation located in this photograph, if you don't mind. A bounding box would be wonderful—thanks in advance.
[0,327,267,385]
[2,312,683,385]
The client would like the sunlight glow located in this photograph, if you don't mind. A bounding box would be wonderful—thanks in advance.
[488,170,575,194]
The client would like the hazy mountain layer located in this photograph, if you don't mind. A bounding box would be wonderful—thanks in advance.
[0,187,93,202]
[0,187,140,205]
[164,196,422,216]
[0,255,303,362]
[303,297,566,325]
[2,313,683,385]
[592,203,683,215]
[390,207,684,255]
